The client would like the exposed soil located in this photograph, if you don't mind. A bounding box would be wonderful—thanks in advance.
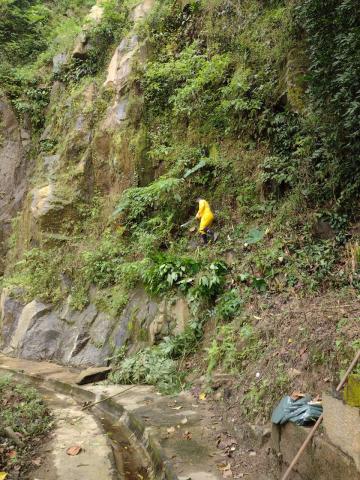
[185,288,360,478]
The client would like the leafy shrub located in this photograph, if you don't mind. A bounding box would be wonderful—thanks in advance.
[109,347,184,394]
[295,0,360,213]
[4,248,63,303]
[160,319,203,359]
[295,240,337,287]
[193,261,228,299]
[143,41,233,127]
[260,155,298,196]
[206,322,263,376]
[215,289,243,321]
[0,378,53,436]
[94,285,129,317]
[0,1,51,64]
[218,65,263,135]
[57,0,129,82]
[142,254,201,295]
[114,177,183,225]
[82,240,125,288]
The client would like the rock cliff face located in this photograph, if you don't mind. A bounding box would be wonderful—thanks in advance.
[0,0,161,366]
[0,98,30,273]
[1,288,189,367]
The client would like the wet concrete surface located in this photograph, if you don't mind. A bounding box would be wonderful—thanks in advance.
[7,385,117,480]
[0,373,150,479]
[0,354,223,479]
[100,416,150,480]
[87,385,222,480]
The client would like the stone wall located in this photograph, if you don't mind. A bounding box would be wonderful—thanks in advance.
[272,394,360,480]
[0,288,190,367]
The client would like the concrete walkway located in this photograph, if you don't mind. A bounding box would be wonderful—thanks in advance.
[86,384,222,480]
[0,355,222,480]
[30,389,118,480]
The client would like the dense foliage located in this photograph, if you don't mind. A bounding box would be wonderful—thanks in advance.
[1,0,359,402]
[296,0,360,214]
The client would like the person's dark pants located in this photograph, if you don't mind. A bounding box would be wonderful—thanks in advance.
[201,228,214,244]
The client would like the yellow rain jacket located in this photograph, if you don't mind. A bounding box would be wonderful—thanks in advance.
[196,199,214,234]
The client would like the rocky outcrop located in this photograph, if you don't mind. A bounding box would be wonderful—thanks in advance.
[52,53,68,74]
[0,288,190,367]
[0,291,114,366]
[102,0,154,130]
[76,366,112,385]
[0,0,184,369]
[0,97,30,273]
[104,35,140,91]
[103,0,154,89]
[72,3,104,58]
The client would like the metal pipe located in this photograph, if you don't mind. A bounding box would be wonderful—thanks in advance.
[281,349,360,480]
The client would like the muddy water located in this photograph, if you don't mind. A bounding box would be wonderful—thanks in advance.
[99,417,150,480]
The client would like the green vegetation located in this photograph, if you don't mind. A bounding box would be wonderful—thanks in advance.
[0,375,53,476]
[109,346,185,394]
[1,0,359,416]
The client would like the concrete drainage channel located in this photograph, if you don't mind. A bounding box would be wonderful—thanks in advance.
[0,366,177,480]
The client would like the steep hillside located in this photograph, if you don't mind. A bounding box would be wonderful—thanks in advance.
[0,0,359,424]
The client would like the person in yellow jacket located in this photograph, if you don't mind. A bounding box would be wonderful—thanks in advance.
[196,198,215,244]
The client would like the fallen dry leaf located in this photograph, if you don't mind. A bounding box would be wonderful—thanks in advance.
[199,392,207,401]
[181,417,188,425]
[183,430,192,440]
[299,347,307,356]
[7,450,16,459]
[31,457,42,467]
[0,473,7,480]
[66,445,82,456]
[166,427,176,434]
[290,390,305,400]
[221,463,233,478]
[312,394,322,403]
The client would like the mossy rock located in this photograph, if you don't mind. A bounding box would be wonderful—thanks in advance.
[344,374,360,407]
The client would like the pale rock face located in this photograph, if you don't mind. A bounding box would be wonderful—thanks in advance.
[104,35,139,90]
[43,154,60,176]
[100,97,129,130]
[131,0,154,21]
[72,3,104,58]
[103,0,154,90]
[0,288,24,349]
[31,185,55,219]
[52,52,68,74]
[9,300,52,352]
[102,0,154,132]
[83,82,97,104]
[87,4,104,23]
[1,291,114,367]
[149,297,190,344]
[0,286,190,366]
[72,31,89,58]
